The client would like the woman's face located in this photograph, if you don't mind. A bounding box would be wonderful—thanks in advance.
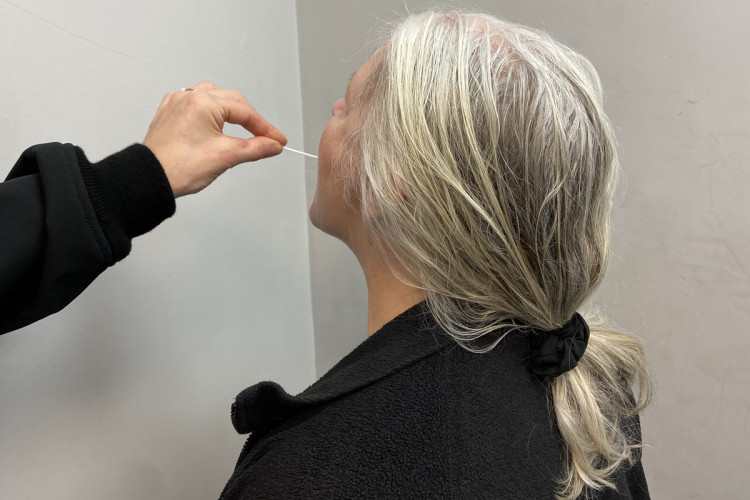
[309,57,373,242]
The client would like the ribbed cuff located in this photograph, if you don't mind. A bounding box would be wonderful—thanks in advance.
[77,144,176,262]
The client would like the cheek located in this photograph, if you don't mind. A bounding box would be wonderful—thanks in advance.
[317,118,340,170]
[310,120,341,232]
[310,119,360,238]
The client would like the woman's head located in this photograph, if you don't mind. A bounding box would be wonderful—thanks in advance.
[314,12,651,499]
[317,10,619,343]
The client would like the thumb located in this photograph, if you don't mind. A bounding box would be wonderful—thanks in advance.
[224,136,284,166]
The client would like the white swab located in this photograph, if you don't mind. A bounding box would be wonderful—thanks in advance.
[283,146,318,159]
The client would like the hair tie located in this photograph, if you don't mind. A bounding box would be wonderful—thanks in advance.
[528,312,590,378]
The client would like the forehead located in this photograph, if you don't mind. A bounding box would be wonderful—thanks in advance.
[344,71,356,99]
[345,56,376,103]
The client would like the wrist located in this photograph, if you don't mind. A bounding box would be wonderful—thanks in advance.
[78,144,176,259]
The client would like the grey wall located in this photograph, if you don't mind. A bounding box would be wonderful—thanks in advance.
[1,0,748,497]
[297,1,750,498]
[0,1,314,499]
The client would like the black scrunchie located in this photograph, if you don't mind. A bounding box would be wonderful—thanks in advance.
[528,313,590,377]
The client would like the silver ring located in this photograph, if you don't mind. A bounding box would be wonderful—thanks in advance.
[180,87,194,92]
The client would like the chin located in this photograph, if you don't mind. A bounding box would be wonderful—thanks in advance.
[308,199,336,236]
[309,198,355,246]
[308,203,324,232]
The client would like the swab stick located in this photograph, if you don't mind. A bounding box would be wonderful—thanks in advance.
[283,146,318,159]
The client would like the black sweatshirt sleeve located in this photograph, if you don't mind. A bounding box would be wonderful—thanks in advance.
[0,142,175,334]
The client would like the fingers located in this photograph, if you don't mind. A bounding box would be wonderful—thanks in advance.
[184,83,287,145]
[217,96,287,145]
[161,81,288,145]
[223,135,284,166]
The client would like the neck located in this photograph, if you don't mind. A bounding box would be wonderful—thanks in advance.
[363,262,424,337]
[347,226,424,337]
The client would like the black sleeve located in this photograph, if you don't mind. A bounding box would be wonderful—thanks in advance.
[0,142,175,335]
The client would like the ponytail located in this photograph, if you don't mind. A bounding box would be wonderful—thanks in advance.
[550,315,652,499]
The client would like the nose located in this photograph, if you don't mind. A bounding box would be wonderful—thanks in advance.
[332,98,345,116]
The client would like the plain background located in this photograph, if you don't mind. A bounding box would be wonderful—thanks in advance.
[0,1,314,499]
[1,0,748,498]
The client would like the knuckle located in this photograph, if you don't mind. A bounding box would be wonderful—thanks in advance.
[184,91,209,105]
[218,88,243,103]
[198,80,217,90]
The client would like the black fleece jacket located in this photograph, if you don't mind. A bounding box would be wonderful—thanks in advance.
[221,302,650,499]
[0,142,175,334]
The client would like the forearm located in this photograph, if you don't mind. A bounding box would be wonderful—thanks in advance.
[0,143,175,334]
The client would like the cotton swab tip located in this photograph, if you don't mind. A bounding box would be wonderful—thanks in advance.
[283,146,318,159]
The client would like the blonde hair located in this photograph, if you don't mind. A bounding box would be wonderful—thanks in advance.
[338,10,653,499]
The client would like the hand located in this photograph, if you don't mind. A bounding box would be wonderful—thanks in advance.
[143,81,287,197]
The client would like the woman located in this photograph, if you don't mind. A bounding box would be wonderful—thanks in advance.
[221,10,652,500]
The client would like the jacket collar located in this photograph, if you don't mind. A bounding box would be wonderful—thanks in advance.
[231,302,453,435]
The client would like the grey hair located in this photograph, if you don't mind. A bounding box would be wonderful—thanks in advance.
[339,10,652,500]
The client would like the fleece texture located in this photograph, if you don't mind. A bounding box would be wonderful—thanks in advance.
[0,143,174,334]
[221,303,649,499]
